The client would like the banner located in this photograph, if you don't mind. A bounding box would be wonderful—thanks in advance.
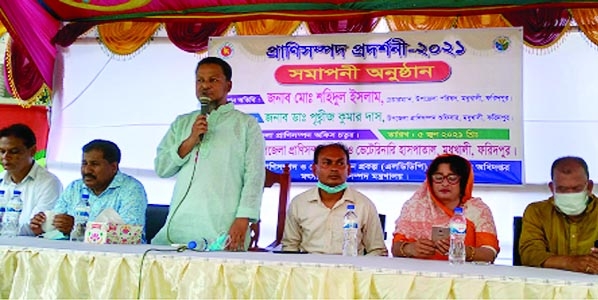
[0,104,49,172]
[209,28,523,184]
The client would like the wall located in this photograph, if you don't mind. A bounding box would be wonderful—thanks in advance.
[47,29,598,265]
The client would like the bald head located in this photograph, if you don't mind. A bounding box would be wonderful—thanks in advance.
[549,156,593,195]
[551,156,589,180]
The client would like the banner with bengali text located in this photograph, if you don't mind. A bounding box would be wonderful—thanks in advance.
[208,28,523,184]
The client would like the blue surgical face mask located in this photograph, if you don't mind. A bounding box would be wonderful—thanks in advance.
[208,232,231,251]
[317,181,348,194]
[41,229,68,240]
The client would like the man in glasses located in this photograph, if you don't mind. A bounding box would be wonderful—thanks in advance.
[282,143,388,255]
[0,123,62,236]
[520,156,598,274]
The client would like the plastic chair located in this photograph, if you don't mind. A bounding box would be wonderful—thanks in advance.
[145,204,169,243]
[513,216,523,266]
[379,213,387,240]
[249,164,291,251]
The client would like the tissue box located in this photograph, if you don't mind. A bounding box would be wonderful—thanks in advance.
[85,222,108,244]
[85,222,142,244]
[106,223,142,244]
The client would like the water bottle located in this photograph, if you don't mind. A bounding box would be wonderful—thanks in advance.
[342,204,359,256]
[2,190,23,237]
[0,190,6,233]
[449,206,467,265]
[70,193,91,242]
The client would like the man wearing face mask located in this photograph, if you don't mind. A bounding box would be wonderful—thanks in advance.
[281,143,388,255]
[519,156,598,274]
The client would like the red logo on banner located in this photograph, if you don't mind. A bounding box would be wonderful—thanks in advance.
[274,61,451,84]
[219,44,234,58]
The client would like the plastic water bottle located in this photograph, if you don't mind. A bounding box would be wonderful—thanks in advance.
[2,190,23,237]
[342,204,359,256]
[0,190,6,233]
[70,193,91,242]
[449,207,467,265]
[0,190,7,234]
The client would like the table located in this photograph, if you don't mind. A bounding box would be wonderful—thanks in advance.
[1,237,597,299]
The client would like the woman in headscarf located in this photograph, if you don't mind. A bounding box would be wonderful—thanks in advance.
[391,154,499,262]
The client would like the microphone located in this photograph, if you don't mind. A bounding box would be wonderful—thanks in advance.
[198,96,211,116]
[198,96,211,140]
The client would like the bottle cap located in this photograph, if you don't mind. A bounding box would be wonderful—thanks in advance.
[13,190,21,195]
[82,194,90,199]
[188,241,197,249]
[454,207,463,214]
[347,204,355,210]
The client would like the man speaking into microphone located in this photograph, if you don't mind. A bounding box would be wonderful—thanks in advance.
[152,57,265,251]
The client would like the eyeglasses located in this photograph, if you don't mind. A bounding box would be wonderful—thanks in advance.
[431,174,460,185]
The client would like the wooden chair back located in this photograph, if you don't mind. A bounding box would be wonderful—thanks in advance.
[249,164,291,250]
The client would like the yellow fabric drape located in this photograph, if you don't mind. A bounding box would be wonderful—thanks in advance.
[235,19,301,35]
[456,14,509,28]
[3,245,598,299]
[571,8,598,47]
[386,15,456,31]
[97,21,160,56]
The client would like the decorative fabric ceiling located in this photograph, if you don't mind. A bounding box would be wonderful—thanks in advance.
[35,0,598,21]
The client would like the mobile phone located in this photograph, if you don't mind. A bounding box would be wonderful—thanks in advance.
[432,226,450,242]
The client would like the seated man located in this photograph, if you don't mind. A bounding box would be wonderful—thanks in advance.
[520,156,598,274]
[282,143,388,255]
[0,124,63,236]
[30,139,148,237]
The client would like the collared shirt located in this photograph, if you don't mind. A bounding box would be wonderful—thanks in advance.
[519,195,598,267]
[0,162,63,236]
[282,186,388,256]
[152,103,265,245]
[53,171,147,226]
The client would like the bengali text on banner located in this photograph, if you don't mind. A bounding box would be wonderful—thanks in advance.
[208,29,523,184]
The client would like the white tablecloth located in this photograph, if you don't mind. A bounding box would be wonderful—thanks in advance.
[0,237,596,299]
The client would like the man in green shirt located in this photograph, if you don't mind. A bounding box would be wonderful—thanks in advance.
[520,156,598,274]
[152,57,265,251]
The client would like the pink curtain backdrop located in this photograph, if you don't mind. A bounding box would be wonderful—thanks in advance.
[0,0,59,88]
[165,22,231,53]
[4,37,45,100]
[306,16,379,33]
[36,0,366,21]
[502,8,570,47]
[52,22,99,47]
